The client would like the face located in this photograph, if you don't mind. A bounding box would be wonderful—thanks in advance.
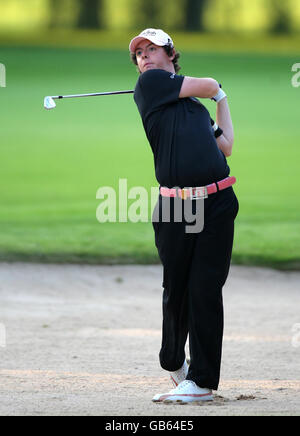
[135,40,175,74]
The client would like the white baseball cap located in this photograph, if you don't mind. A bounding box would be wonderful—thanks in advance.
[129,28,174,53]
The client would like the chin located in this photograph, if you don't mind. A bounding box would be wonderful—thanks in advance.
[144,65,156,72]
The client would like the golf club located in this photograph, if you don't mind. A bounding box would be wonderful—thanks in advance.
[44,90,134,110]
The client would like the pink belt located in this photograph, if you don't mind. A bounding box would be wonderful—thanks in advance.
[160,176,236,200]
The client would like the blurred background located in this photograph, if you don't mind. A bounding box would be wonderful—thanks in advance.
[0,0,299,268]
[1,0,300,35]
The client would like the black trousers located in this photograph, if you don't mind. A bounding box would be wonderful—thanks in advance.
[152,187,239,391]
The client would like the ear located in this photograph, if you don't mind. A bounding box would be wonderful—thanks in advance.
[169,48,176,61]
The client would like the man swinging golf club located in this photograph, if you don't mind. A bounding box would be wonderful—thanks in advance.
[129,28,239,403]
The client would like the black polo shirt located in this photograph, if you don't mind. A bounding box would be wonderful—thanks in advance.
[134,69,230,188]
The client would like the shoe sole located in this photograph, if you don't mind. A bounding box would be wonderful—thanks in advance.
[153,394,213,404]
[163,396,213,404]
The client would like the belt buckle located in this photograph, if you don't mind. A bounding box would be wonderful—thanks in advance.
[180,188,188,200]
[188,186,208,200]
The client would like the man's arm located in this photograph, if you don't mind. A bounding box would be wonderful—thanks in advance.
[179,76,219,99]
[179,77,234,157]
[215,97,234,157]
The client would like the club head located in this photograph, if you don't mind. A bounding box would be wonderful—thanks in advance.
[44,96,56,110]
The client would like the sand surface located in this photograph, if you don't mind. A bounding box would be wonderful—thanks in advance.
[1,262,300,416]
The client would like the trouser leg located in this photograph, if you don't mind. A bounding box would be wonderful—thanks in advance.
[153,197,195,372]
[186,214,236,390]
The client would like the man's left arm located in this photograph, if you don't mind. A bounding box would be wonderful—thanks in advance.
[216,97,234,157]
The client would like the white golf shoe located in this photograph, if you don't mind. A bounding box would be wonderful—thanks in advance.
[169,360,189,387]
[152,380,213,404]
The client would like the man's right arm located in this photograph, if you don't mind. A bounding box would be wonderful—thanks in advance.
[179,76,219,99]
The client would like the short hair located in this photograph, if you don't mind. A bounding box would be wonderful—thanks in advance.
[130,45,181,74]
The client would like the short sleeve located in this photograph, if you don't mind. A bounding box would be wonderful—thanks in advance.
[134,69,184,118]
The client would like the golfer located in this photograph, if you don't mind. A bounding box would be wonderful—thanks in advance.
[129,29,239,403]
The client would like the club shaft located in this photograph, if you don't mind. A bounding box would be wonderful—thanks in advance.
[52,90,134,100]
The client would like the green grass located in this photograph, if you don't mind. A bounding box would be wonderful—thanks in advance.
[1,30,300,55]
[0,45,299,268]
